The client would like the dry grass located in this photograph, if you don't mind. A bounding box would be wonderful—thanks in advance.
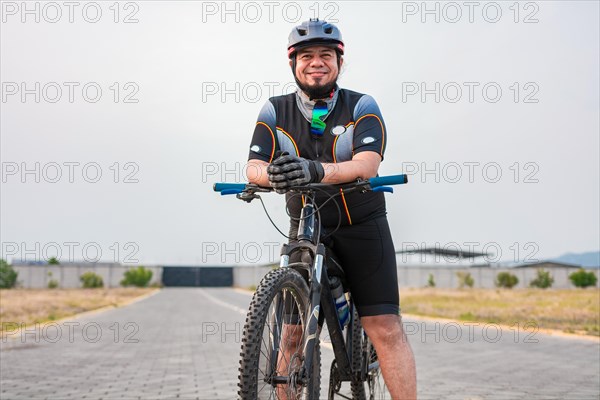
[0,288,155,334]
[400,288,600,336]
[2,287,597,337]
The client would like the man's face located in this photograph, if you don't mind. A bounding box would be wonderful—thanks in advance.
[291,46,343,99]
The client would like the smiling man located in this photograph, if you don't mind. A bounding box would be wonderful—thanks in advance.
[246,19,417,399]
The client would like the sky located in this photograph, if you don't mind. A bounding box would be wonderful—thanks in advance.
[1,1,599,266]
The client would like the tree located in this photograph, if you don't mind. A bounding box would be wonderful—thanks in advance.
[121,266,153,287]
[80,271,104,288]
[529,269,554,289]
[495,272,519,289]
[0,259,18,289]
[456,271,474,288]
[569,269,598,288]
[427,273,436,288]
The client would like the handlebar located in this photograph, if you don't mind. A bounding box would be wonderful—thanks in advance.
[213,174,408,199]
[213,182,247,192]
[368,174,408,188]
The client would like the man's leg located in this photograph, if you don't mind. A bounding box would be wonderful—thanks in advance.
[361,314,417,400]
[276,322,303,399]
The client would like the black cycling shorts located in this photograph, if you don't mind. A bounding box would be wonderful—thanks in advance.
[290,216,400,317]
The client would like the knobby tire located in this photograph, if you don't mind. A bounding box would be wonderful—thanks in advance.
[238,268,321,400]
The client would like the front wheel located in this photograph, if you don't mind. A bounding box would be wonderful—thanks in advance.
[350,305,367,400]
[238,268,321,400]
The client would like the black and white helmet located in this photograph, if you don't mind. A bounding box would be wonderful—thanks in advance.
[287,18,344,59]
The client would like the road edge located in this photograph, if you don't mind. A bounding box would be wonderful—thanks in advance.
[1,289,161,342]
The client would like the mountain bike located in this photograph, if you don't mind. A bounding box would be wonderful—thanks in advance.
[213,174,408,399]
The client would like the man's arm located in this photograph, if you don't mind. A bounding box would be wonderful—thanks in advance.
[247,159,270,187]
[247,151,381,187]
[321,151,381,183]
[246,100,278,186]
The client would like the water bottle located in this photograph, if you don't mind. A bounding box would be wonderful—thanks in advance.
[330,276,349,328]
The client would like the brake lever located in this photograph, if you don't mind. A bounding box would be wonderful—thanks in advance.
[353,179,371,193]
[373,186,393,193]
[237,191,259,203]
[236,184,272,202]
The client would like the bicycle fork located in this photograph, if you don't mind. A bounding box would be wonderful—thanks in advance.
[267,241,325,388]
[299,243,325,385]
[275,242,354,386]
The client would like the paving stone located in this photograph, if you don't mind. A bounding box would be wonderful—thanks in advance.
[1,288,599,399]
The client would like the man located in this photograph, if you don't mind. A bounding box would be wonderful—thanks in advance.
[246,19,417,399]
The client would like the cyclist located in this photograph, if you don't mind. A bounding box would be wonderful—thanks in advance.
[246,18,417,399]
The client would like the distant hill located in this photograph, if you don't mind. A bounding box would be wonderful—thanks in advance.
[551,251,600,268]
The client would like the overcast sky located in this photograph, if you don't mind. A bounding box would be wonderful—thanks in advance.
[1,1,598,266]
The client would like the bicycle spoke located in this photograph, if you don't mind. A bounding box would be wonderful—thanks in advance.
[238,268,319,400]
[365,341,391,400]
[258,288,308,399]
[260,293,288,398]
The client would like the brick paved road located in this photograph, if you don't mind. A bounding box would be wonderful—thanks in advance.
[1,288,598,399]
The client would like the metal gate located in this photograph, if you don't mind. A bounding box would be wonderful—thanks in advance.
[162,266,233,287]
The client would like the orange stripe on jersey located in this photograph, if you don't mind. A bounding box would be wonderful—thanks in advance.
[339,188,352,225]
[256,122,276,162]
[355,114,385,156]
[332,135,339,163]
[276,126,300,156]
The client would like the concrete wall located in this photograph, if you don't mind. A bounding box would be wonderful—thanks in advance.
[395,266,596,289]
[233,266,598,290]
[12,263,163,288]
[233,265,275,289]
[9,263,599,289]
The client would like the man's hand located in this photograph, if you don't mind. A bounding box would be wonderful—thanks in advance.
[267,154,324,193]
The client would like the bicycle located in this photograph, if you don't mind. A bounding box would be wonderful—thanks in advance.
[213,174,408,399]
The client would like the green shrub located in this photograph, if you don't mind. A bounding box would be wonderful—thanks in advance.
[495,272,519,289]
[427,273,436,288]
[48,257,60,265]
[529,269,554,289]
[456,271,474,288]
[569,269,598,288]
[0,259,18,289]
[80,271,104,288]
[47,272,59,289]
[121,266,153,287]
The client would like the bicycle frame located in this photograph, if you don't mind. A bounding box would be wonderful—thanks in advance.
[213,174,408,394]
[275,195,358,386]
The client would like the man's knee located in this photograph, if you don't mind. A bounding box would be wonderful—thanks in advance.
[361,314,403,344]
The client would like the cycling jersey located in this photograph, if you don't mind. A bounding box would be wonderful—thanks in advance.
[247,86,400,316]
[248,86,388,227]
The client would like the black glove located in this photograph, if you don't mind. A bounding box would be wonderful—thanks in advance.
[267,154,324,194]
